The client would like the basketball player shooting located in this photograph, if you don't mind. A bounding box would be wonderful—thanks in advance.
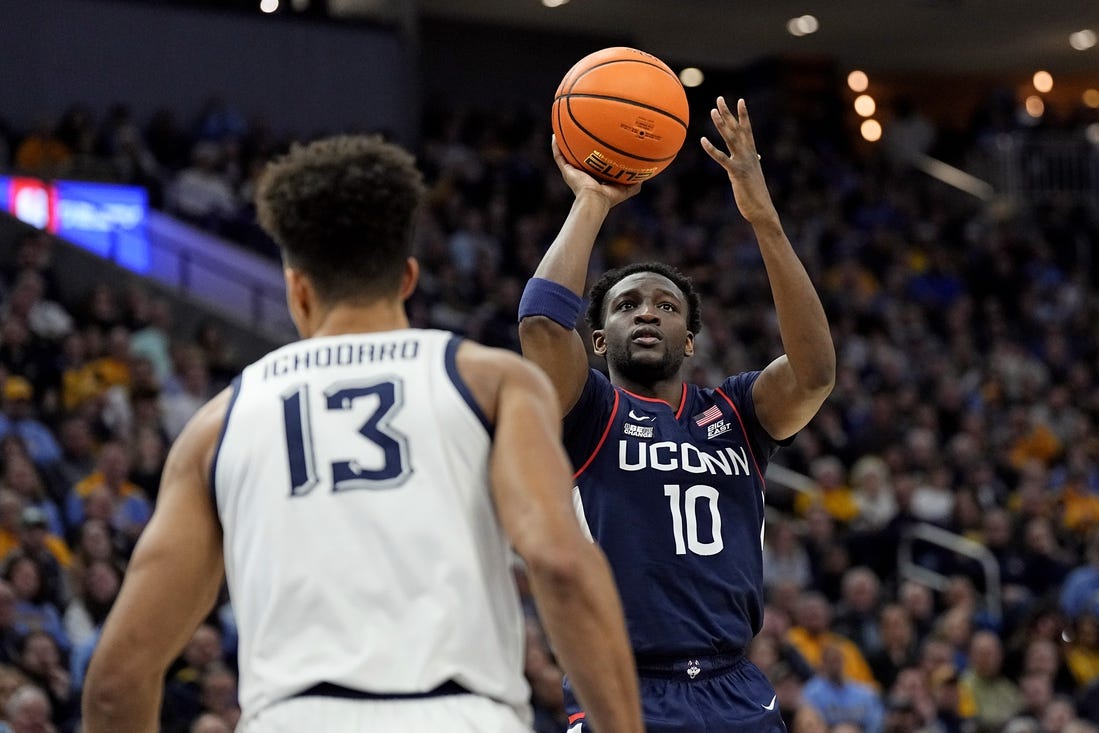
[82,135,644,733]
[518,96,836,732]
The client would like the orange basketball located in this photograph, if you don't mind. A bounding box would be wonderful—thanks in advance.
[552,47,689,184]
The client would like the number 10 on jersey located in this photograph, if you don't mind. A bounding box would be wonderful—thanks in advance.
[664,484,724,556]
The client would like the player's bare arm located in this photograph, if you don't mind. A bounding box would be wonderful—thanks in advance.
[456,342,644,733]
[702,96,836,439]
[516,137,641,416]
[82,389,231,733]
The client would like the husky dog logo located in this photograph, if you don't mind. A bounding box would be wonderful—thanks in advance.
[686,660,701,679]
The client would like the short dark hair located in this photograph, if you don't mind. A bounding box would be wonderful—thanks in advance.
[255,134,426,304]
[585,262,702,333]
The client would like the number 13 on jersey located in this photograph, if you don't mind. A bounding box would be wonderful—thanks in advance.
[281,377,412,495]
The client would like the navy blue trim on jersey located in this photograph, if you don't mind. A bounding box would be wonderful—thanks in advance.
[292,680,471,701]
[208,375,243,512]
[444,336,493,436]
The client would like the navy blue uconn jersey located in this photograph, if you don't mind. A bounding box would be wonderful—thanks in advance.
[563,368,785,659]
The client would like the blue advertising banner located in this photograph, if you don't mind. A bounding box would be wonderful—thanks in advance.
[52,180,150,273]
[0,177,150,274]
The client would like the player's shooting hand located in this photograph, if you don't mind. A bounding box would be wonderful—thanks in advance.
[701,97,779,226]
[551,135,641,209]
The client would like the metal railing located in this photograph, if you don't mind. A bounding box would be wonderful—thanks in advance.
[898,522,1002,622]
[143,212,295,344]
[966,131,1099,208]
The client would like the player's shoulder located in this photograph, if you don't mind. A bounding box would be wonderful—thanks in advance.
[455,342,556,407]
[174,383,239,472]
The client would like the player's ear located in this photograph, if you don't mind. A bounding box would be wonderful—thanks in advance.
[684,331,695,358]
[399,257,420,302]
[284,267,312,336]
[592,329,607,357]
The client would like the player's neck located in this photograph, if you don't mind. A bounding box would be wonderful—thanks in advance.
[611,373,683,408]
[309,300,410,338]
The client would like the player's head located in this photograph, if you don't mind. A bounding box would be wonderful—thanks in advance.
[255,135,426,326]
[586,262,701,384]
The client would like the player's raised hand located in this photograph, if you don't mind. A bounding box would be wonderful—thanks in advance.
[701,97,779,226]
[551,135,642,209]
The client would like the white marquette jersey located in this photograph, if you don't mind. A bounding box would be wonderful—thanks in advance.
[212,329,531,724]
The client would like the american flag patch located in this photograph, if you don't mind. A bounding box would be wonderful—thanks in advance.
[693,405,722,427]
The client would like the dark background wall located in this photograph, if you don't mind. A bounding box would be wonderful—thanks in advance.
[0,0,415,144]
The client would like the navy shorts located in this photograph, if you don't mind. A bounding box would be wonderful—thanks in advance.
[564,654,786,733]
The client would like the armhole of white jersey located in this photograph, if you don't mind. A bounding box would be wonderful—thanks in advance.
[443,336,493,436]
[208,374,244,515]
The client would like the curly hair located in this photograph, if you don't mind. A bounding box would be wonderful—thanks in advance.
[585,261,702,334]
[255,134,426,304]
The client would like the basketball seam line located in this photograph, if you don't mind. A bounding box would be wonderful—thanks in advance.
[554,93,688,130]
[560,97,679,164]
[565,58,679,96]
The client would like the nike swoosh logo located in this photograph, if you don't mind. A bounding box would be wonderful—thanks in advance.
[628,410,653,421]
[762,695,777,711]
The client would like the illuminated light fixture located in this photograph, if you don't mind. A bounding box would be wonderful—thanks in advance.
[860,119,882,142]
[259,0,278,11]
[854,94,876,117]
[1084,89,1099,109]
[847,70,869,93]
[787,14,819,37]
[679,68,705,88]
[1033,70,1054,93]
[1025,95,1044,117]
[1086,123,1099,146]
[1070,29,1097,51]
[542,0,569,7]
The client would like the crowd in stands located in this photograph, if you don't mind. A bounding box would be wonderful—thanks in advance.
[0,82,1097,733]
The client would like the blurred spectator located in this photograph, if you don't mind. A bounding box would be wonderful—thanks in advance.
[1064,610,1099,688]
[44,417,95,503]
[129,425,167,502]
[0,379,62,469]
[882,97,936,168]
[958,630,1022,732]
[787,591,877,687]
[3,684,54,733]
[61,559,119,652]
[161,624,224,731]
[195,663,239,732]
[795,455,858,525]
[64,441,151,545]
[14,508,71,608]
[14,631,73,728]
[160,347,212,441]
[1014,671,1054,723]
[1060,532,1099,620]
[192,319,238,391]
[801,643,884,733]
[927,663,969,733]
[0,324,52,415]
[0,584,21,667]
[4,555,67,652]
[1,457,63,539]
[13,119,70,178]
[898,581,938,642]
[868,604,919,690]
[833,566,885,656]
[1,272,72,344]
[1040,695,1077,733]
[145,107,191,171]
[164,141,238,231]
[849,454,897,532]
[129,297,174,385]
[762,520,811,592]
